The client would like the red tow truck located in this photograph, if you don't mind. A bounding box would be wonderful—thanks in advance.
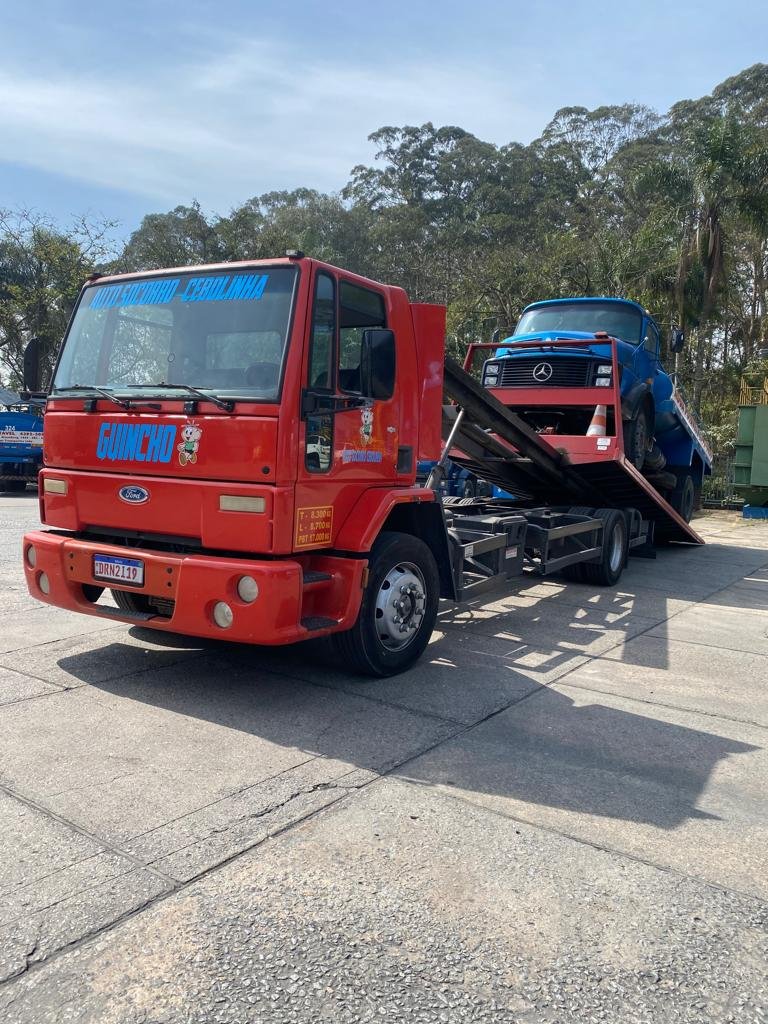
[22,256,702,676]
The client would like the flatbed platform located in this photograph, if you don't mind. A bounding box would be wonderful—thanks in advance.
[441,354,703,546]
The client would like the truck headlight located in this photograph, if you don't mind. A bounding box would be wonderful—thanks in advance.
[597,364,612,375]
[483,362,500,386]
[595,378,611,387]
[43,478,68,495]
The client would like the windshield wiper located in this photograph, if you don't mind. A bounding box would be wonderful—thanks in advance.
[54,384,131,409]
[127,383,234,412]
[54,385,162,410]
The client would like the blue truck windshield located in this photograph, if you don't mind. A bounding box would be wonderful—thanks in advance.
[514,302,643,344]
[53,267,298,402]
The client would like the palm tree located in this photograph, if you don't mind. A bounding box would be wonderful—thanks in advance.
[636,113,768,410]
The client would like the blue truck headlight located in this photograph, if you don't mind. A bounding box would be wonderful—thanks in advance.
[483,362,500,385]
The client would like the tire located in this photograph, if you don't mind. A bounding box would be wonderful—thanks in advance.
[669,472,695,523]
[644,443,666,472]
[328,531,440,677]
[461,478,476,499]
[581,509,628,586]
[623,408,650,471]
[2,479,27,492]
[559,507,594,582]
[111,588,151,614]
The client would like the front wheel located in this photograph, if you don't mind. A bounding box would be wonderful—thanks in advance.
[329,531,440,676]
[623,408,650,471]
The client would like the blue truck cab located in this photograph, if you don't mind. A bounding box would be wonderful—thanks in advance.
[0,390,45,492]
[487,297,712,522]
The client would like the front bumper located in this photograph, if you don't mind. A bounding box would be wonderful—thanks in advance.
[22,530,363,645]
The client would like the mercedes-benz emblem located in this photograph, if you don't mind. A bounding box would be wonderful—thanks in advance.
[532,362,553,382]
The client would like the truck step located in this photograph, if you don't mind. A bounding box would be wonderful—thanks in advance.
[301,616,338,631]
[302,570,333,586]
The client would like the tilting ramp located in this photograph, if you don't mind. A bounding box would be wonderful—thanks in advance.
[441,357,600,505]
[441,356,703,545]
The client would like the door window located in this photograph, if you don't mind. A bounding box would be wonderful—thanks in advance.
[305,273,335,472]
[338,281,386,393]
[644,322,659,356]
[308,274,335,390]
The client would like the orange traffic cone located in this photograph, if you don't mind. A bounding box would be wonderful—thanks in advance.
[586,405,607,437]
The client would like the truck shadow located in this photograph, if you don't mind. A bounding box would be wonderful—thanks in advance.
[51,535,765,835]
[57,628,758,834]
[434,539,768,671]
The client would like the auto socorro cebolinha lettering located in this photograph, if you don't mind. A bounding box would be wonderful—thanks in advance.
[88,272,270,309]
[97,422,177,463]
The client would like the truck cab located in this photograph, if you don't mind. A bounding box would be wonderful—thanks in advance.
[22,256,454,675]
[485,297,711,520]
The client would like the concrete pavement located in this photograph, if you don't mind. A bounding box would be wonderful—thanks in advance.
[0,492,766,1022]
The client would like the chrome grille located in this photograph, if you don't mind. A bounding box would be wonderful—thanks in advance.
[497,358,592,388]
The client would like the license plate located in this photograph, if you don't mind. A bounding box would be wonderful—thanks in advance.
[93,554,144,586]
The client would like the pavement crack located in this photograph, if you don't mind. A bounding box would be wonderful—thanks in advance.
[205,777,364,837]
[23,936,38,974]
[125,754,321,844]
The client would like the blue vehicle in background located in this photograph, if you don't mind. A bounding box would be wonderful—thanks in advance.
[485,297,712,522]
[0,389,44,492]
[417,458,490,499]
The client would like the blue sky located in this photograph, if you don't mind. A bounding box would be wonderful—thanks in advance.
[0,0,763,238]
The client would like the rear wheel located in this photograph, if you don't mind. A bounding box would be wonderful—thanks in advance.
[669,471,696,523]
[560,507,595,582]
[328,531,440,677]
[461,478,476,499]
[623,408,650,471]
[582,509,628,586]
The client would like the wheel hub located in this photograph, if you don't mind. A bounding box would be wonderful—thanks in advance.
[375,562,427,651]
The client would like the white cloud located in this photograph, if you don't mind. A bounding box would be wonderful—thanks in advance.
[0,35,549,211]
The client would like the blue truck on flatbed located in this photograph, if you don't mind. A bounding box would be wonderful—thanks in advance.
[0,389,44,492]
[489,297,712,522]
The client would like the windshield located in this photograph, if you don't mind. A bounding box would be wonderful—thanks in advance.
[513,301,643,344]
[53,267,298,402]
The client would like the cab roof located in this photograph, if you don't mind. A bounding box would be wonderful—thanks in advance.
[522,296,650,318]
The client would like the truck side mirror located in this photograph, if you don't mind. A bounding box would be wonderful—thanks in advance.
[23,337,42,392]
[670,328,685,354]
[361,329,396,401]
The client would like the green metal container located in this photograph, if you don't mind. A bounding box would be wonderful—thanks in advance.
[735,380,768,508]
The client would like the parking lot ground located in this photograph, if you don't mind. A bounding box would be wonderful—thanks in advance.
[0,493,766,1023]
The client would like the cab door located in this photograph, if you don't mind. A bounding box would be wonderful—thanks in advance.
[293,268,400,551]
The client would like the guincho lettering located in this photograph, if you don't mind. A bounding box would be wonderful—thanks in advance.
[96,423,176,463]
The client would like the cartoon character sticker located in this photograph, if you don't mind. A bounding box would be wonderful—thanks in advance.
[178,422,202,466]
[360,404,374,445]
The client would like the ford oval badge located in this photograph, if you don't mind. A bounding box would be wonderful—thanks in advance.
[119,485,149,504]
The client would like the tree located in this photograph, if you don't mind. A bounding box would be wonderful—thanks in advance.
[636,113,768,409]
[0,210,116,389]
[120,201,226,271]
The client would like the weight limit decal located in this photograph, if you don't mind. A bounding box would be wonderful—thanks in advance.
[295,506,333,548]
